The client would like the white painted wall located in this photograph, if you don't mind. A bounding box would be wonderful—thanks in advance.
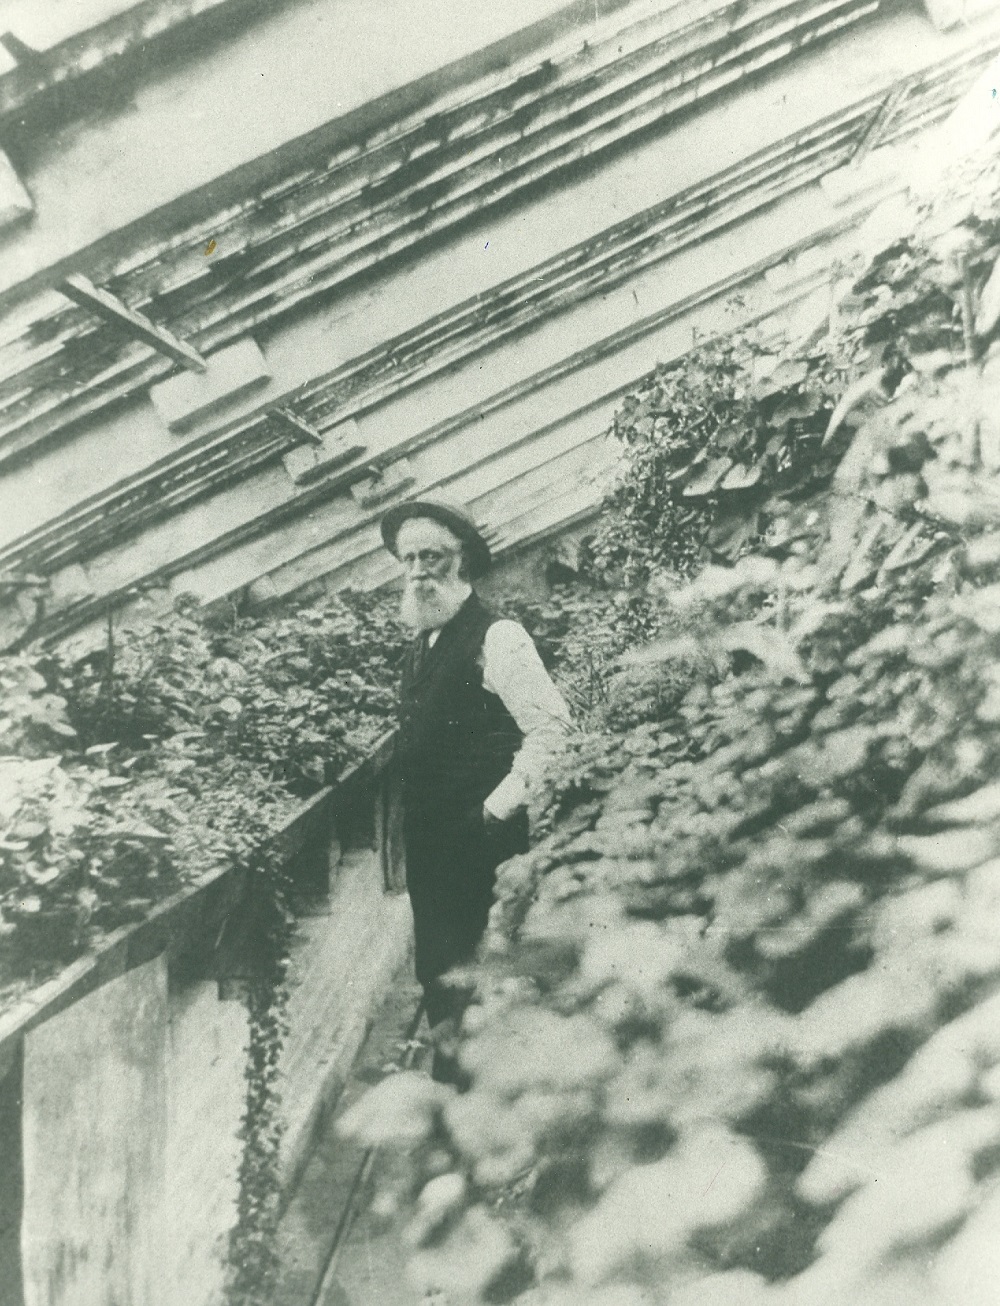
[21,956,170,1306]
[0,0,570,294]
[14,841,412,1306]
[164,980,247,1306]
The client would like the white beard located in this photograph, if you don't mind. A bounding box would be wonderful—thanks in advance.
[400,575,471,632]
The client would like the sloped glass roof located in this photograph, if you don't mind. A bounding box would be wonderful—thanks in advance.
[0,0,143,66]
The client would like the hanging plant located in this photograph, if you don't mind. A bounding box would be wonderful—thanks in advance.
[225,845,294,1306]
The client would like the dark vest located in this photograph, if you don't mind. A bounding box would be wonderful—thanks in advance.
[397,592,522,818]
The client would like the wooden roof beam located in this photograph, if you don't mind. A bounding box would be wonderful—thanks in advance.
[0,0,275,122]
[59,274,207,373]
[0,32,43,69]
[272,407,324,446]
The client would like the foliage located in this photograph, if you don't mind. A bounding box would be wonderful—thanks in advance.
[55,589,407,793]
[342,148,1000,1306]
[583,333,847,586]
[583,149,1000,593]
[0,589,406,998]
[0,679,295,994]
[227,851,293,1306]
[515,584,659,718]
[6,137,1000,1306]
[0,655,79,757]
[2,587,408,1302]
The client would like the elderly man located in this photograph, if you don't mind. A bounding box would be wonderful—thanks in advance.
[381,497,570,1077]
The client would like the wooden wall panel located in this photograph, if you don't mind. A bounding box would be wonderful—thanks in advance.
[21,957,169,1306]
[163,981,247,1306]
[0,1044,23,1306]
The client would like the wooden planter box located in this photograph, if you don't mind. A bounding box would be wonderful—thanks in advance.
[0,732,411,1306]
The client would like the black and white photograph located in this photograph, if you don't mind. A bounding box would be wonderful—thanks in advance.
[0,1,998,1303]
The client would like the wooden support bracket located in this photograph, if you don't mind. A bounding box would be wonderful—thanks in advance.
[273,406,324,446]
[59,273,207,373]
[349,459,415,508]
[279,415,366,485]
[0,32,41,67]
[0,147,32,228]
[849,83,910,167]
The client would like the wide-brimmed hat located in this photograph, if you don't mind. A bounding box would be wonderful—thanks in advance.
[380,496,492,579]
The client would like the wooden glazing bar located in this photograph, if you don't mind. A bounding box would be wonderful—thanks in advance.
[59,274,207,373]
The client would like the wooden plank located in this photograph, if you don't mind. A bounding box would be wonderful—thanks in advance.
[273,406,324,446]
[0,149,32,232]
[0,16,991,603]
[0,0,910,463]
[280,418,366,485]
[1,7,992,475]
[0,736,397,1063]
[18,218,852,645]
[21,958,169,1306]
[0,88,867,492]
[349,459,415,508]
[0,864,235,1060]
[849,81,911,165]
[0,33,41,68]
[148,336,269,429]
[59,274,207,373]
[0,0,268,120]
[0,1041,23,1306]
[184,0,880,336]
[0,422,293,577]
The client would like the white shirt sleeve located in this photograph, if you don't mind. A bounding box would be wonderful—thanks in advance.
[479,620,572,821]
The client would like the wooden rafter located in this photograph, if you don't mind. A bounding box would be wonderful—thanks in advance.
[272,407,324,446]
[849,81,911,165]
[0,0,272,121]
[0,7,995,477]
[0,33,42,68]
[59,274,207,373]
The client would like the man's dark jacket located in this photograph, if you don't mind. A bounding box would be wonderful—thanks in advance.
[398,592,529,989]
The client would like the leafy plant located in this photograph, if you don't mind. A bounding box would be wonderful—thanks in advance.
[55,589,408,794]
[3,585,411,1303]
[0,655,79,757]
[583,334,845,587]
[345,144,1000,1306]
[515,584,658,717]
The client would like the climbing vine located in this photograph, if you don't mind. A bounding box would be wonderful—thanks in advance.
[226,847,294,1306]
[1,587,410,1293]
[582,332,847,586]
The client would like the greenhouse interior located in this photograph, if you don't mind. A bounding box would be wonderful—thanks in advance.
[1,1,1000,1304]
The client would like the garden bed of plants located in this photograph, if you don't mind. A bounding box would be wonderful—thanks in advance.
[339,148,1000,1306]
[6,128,1000,1306]
[1,586,416,1304]
[0,589,410,1008]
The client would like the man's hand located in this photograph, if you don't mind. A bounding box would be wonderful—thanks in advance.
[482,805,504,831]
[460,804,504,839]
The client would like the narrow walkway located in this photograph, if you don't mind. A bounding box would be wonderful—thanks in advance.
[276,960,430,1306]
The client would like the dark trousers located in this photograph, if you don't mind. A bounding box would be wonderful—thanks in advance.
[404,801,528,1081]
[423,973,474,1085]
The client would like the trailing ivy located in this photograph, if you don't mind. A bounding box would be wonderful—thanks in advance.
[1,587,409,1297]
[226,842,294,1306]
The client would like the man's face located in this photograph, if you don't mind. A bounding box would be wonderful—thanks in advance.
[396,517,471,632]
